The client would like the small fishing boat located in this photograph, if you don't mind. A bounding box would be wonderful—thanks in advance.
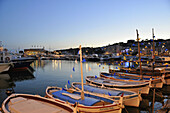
[111,67,165,76]
[86,76,150,95]
[101,72,164,88]
[109,67,170,85]
[46,86,124,113]
[1,93,75,113]
[72,82,142,107]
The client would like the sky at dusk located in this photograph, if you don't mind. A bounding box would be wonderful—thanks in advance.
[0,0,170,51]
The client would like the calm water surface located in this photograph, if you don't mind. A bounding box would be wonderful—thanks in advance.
[0,60,169,113]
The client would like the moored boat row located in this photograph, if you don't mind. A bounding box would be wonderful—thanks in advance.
[72,82,142,107]
[1,28,169,113]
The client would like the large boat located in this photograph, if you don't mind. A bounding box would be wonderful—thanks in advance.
[1,93,75,113]
[86,76,150,95]
[46,86,124,113]
[10,60,34,72]
[72,82,142,107]
[85,54,100,62]
[11,56,36,62]
[0,63,11,73]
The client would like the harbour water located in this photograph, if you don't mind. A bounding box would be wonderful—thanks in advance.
[0,60,169,113]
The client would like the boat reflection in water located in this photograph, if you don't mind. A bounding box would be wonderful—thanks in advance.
[0,74,15,89]
[8,68,35,82]
[0,60,169,113]
[0,68,35,105]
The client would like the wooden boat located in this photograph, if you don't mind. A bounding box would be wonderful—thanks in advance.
[102,72,164,88]
[112,67,165,76]
[86,76,150,95]
[0,63,11,73]
[72,82,142,107]
[109,67,170,85]
[46,86,124,113]
[1,93,75,113]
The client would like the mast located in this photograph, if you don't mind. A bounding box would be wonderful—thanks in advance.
[136,29,142,79]
[152,28,155,80]
[152,28,155,63]
[79,45,84,100]
[151,28,155,113]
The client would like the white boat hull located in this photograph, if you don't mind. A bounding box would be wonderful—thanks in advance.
[0,63,11,73]
[86,76,150,95]
[106,71,164,89]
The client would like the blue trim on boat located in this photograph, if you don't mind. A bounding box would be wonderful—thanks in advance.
[102,73,152,81]
[74,84,134,96]
[52,90,114,106]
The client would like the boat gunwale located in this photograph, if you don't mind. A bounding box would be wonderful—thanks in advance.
[2,93,74,113]
[100,72,163,83]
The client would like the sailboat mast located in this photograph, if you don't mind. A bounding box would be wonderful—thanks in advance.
[151,28,156,113]
[79,45,84,100]
[152,28,155,62]
[152,28,155,77]
[136,29,142,79]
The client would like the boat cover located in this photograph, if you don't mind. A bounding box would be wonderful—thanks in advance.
[74,84,134,96]
[52,90,101,106]
[88,77,148,86]
[102,73,152,80]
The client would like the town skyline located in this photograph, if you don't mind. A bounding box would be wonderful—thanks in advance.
[0,0,170,50]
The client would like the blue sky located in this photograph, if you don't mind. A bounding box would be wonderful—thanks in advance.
[0,0,170,50]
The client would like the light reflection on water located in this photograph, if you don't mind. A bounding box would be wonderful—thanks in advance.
[0,60,169,113]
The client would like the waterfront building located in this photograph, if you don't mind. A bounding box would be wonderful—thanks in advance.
[24,48,46,56]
